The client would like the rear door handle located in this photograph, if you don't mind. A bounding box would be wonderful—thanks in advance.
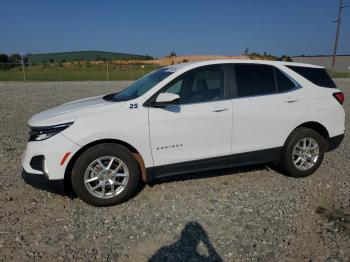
[212,106,230,112]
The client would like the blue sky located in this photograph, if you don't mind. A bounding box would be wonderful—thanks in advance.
[0,0,349,57]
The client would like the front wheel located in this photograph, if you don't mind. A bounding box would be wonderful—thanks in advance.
[280,127,327,178]
[71,143,140,206]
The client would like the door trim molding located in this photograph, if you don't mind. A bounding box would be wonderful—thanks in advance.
[145,147,282,182]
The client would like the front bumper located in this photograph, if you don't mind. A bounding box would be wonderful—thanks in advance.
[22,133,81,180]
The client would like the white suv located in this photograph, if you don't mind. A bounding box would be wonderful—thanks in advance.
[22,60,345,206]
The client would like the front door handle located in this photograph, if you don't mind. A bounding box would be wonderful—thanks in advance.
[212,106,230,112]
[284,97,299,103]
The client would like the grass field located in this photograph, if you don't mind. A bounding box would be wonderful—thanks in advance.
[330,71,350,78]
[0,64,160,81]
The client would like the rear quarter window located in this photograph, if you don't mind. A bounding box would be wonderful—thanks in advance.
[286,66,336,88]
[275,69,296,92]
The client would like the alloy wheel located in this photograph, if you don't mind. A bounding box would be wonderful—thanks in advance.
[292,138,320,171]
[84,156,129,199]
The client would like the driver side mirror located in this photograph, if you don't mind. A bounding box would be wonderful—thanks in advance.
[152,92,180,107]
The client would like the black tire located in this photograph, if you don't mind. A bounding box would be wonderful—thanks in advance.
[71,143,140,206]
[280,127,327,178]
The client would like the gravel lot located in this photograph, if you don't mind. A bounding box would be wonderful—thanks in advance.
[0,80,349,261]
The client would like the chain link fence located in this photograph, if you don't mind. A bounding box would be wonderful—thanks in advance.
[0,62,161,81]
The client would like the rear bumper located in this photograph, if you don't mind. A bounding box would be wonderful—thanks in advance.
[328,134,344,152]
[22,134,81,180]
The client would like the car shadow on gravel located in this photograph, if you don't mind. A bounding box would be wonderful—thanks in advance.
[150,163,272,185]
[21,170,146,200]
[22,164,276,200]
[149,221,223,262]
[21,170,76,198]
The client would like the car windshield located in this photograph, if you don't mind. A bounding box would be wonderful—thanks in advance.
[103,68,175,102]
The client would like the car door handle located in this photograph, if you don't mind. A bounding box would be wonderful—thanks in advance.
[284,97,299,103]
[212,106,230,112]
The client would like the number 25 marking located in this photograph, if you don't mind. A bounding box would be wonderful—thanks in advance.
[129,103,138,109]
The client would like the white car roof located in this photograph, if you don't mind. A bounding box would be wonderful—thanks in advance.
[165,59,324,71]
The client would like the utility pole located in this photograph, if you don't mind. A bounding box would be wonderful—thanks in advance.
[21,50,26,81]
[106,55,109,81]
[331,0,347,75]
[54,58,57,81]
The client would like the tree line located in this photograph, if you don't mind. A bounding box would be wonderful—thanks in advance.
[243,49,292,62]
[0,53,154,69]
[0,53,28,69]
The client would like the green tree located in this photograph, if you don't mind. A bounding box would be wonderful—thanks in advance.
[0,54,9,69]
[141,55,154,60]
[9,53,21,63]
[280,55,293,62]
[0,54,8,63]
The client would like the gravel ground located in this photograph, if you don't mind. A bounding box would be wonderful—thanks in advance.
[0,80,349,261]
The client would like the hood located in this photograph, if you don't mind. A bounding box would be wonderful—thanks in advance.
[29,95,124,127]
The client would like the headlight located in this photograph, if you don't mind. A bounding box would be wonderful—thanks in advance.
[29,122,73,141]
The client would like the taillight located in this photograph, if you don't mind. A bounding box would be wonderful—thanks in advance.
[333,92,344,105]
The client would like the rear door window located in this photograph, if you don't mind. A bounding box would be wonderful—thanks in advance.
[286,66,336,88]
[235,64,276,97]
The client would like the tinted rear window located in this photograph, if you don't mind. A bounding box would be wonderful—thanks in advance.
[286,66,336,88]
[235,64,276,97]
[275,69,296,92]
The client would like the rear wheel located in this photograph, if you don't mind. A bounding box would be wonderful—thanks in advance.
[71,143,140,206]
[280,128,327,178]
